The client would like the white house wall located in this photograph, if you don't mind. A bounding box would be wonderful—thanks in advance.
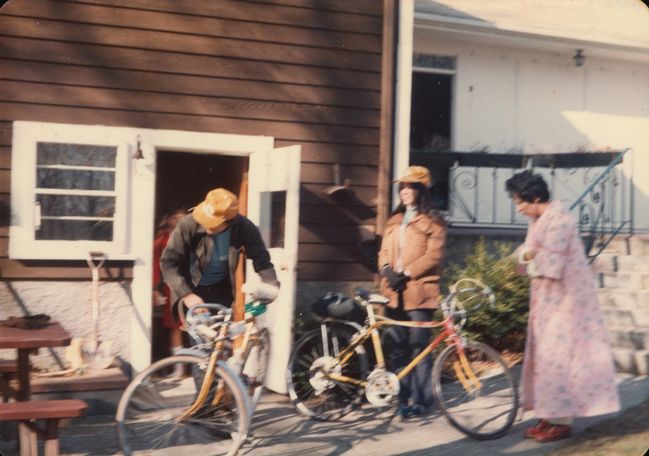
[414,33,649,231]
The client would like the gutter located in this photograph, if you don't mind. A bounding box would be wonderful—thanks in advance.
[414,12,649,61]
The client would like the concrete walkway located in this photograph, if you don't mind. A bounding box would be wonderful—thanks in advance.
[2,373,647,456]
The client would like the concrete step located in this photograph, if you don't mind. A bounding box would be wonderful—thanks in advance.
[611,348,649,375]
[608,327,649,350]
[591,253,649,274]
[602,306,649,327]
[598,288,649,311]
[598,271,649,289]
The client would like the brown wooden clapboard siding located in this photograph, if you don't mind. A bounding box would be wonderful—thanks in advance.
[277,140,379,166]
[299,224,373,244]
[300,204,376,225]
[0,122,11,146]
[0,0,385,281]
[301,162,377,185]
[301,184,376,207]
[58,0,383,33]
[298,262,373,281]
[0,16,381,72]
[0,60,380,110]
[63,0,382,16]
[0,103,379,147]
[243,0,382,15]
[0,80,378,129]
[0,37,381,91]
[3,2,381,53]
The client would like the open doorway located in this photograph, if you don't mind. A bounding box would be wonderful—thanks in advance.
[410,71,453,210]
[151,151,247,362]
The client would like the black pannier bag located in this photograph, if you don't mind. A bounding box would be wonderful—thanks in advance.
[311,292,366,324]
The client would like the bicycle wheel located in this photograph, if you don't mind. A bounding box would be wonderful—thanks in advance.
[116,354,249,456]
[287,322,369,420]
[243,327,270,410]
[432,341,518,440]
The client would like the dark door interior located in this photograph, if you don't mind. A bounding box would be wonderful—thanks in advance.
[152,151,246,360]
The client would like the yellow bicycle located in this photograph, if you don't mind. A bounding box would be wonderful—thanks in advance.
[287,278,519,440]
[116,285,274,456]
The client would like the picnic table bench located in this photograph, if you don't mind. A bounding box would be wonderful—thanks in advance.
[0,321,88,456]
[0,399,87,456]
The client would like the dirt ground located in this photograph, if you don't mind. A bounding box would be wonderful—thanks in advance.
[550,397,649,456]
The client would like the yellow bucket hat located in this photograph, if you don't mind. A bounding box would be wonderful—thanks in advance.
[192,188,239,230]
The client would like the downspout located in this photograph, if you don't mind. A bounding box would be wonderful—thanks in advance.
[377,0,398,235]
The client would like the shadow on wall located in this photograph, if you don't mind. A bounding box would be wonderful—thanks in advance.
[300,185,379,278]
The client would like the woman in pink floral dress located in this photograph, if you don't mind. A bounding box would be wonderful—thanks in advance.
[506,170,620,443]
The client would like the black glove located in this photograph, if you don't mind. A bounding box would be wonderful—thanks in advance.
[382,266,410,292]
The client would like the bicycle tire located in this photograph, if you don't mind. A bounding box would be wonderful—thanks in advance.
[116,354,249,456]
[432,341,518,440]
[286,322,369,421]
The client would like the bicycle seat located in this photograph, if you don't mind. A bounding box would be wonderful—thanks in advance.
[355,288,389,305]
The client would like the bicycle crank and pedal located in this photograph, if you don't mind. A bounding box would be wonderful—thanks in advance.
[364,368,400,407]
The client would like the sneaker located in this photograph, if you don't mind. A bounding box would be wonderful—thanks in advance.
[533,424,572,443]
[409,404,430,417]
[524,419,550,439]
[395,405,411,420]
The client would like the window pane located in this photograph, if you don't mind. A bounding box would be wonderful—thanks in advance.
[36,220,113,241]
[37,168,115,191]
[37,195,115,217]
[269,191,286,248]
[36,168,115,190]
[37,143,117,167]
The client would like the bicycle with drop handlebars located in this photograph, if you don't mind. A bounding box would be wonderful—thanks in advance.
[286,278,520,440]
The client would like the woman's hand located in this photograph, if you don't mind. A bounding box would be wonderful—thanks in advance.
[382,266,410,291]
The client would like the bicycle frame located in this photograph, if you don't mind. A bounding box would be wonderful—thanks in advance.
[178,309,262,420]
[325,300,481,393]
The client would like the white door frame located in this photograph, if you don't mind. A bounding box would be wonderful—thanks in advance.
[130,128,274,373]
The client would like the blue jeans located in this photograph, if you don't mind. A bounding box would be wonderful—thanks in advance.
[385,307,434,408]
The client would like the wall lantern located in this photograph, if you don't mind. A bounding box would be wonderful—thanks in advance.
[573,49,585,67]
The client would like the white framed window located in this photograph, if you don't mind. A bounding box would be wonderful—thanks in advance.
[10,121,132,259]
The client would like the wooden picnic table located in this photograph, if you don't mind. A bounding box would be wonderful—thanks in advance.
[0,321,72,456]
[0,321,71,401]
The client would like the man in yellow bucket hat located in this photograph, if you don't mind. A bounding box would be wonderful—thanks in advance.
[161,188,279,311]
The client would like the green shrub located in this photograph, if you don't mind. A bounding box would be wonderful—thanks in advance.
[443,238,530,352]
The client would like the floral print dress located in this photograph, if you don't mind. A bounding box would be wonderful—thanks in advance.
[521,201,620,418]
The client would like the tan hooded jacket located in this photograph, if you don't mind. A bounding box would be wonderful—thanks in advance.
[378,211,446,310]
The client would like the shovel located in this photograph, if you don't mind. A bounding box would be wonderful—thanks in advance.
[80,251,115,370]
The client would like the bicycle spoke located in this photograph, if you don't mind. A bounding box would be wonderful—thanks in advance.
[287,324,368,420]
[116,355,248,456]
[433,342,518,440]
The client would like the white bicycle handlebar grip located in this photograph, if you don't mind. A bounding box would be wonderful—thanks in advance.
[242,282,279,302]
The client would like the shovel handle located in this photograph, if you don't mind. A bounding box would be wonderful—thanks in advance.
[87,251,107,270]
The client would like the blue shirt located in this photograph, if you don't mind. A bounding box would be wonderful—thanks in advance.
[198,228,231,286]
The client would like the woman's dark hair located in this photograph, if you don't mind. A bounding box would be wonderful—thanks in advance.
[393,182,438,216]
[505,170,550,203]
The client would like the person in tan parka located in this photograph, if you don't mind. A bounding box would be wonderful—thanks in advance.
[378,166,446,419]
